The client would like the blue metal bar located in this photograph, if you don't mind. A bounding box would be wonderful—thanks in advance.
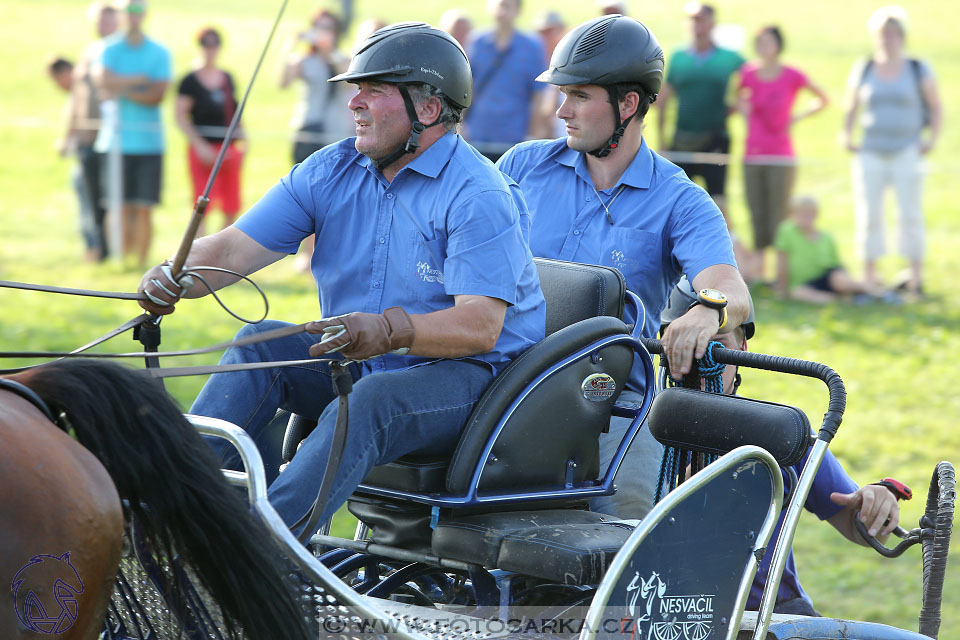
[356,332,656,508]
[624,289,646,340]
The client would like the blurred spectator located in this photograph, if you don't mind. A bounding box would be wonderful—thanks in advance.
[48,57,100,263]
[352,18,388,53]
[656,2,743,222]
[93,0,171,268]
[48,58,74,92]
[534,10,565,57]
[842,6,941,298]
[439,8,472,51]
[52,2,118,262]
[281,9,353,164]
[774,196,897,304]
[597,0,627,15]
[531,10,566,139]
[175,27,243,237]
[464,0,545,161]
[738,25,828,280]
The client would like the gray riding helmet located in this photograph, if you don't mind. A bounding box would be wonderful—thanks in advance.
[536,14,664,157]
[660,276,756,340]
[330,22,472,108]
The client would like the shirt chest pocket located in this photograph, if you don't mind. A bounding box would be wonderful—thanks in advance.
[404,232,448,304]
[601,228,661,290]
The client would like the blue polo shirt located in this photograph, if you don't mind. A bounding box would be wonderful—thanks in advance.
[498,137,735,345]
[94,33,171,154]
[235,132,546,377]
[465,30,545,144]
[748,449,858,611]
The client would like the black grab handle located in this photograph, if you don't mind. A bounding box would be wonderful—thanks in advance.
[639,338,846,443]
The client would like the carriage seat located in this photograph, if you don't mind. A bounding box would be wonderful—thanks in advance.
[431,509,635,585]
[417,385,812,585]
[357,257,629,495]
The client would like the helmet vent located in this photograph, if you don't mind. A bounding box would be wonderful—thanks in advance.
[572,21,610,61]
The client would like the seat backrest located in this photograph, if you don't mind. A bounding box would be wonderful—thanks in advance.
[443,261,631,496]
[534,258,626,335]
[446,315,634,495]
[647,387,811,467]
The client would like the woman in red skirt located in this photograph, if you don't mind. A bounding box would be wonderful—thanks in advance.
[175,27,243,236]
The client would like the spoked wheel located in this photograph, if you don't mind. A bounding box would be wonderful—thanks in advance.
[918,461,955,639]
[323,551,478,608]
[365,563,477,608]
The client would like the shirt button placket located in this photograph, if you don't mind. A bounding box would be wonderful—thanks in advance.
[368,193,393,313]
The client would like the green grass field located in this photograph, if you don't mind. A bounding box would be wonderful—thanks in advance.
[1,0,958,633]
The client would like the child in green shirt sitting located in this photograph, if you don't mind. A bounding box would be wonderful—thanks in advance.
[774,196,897,303]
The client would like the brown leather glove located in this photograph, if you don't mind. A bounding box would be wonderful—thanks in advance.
[306,307,416,361]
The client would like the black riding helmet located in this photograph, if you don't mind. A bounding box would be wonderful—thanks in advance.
[537,15,664,157]
[329,22,472,171]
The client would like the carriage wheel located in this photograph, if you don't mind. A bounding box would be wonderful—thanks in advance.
[918,461,955,639]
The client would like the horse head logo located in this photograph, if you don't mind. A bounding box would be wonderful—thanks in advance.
[10,552,84,634]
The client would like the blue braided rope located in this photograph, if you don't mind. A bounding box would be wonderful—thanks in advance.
[654,341,727,503]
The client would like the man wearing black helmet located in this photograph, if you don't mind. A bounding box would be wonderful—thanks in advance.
[138,23,545,533]
[497,14,749,518]
[660,278,902,617]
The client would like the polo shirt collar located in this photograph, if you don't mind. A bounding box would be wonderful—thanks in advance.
[555,137,655,190]
[404,131,457,178]
[356,131,458,181]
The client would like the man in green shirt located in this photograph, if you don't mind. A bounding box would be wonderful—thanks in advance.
[656,2,743,217]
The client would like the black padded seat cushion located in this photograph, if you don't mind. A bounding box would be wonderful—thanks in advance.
[648,387,811,467]
[445,315,632,494]
[534,258,625,336]
[348,496,433,554]
[497,522,635,585]
[431,509,618,568]
[361,455,448,494]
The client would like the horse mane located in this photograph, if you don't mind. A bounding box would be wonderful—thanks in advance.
[14,359,312,639]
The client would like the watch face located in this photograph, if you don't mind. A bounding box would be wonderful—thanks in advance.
[699,288,727,306]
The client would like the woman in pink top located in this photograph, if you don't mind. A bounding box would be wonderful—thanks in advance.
[738,26,828,278]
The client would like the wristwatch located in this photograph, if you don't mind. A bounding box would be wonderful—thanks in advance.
[872,477,913,501]
[688,288,728,330]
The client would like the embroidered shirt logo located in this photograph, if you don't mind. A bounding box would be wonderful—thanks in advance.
[610,249,627,270]
[416,261,444,284]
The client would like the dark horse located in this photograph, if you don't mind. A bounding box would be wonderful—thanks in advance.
[1,359,312,639]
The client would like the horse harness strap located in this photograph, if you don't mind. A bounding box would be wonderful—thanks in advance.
[0,379,69,433]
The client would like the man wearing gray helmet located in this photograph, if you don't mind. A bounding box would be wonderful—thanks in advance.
[660,278,902,617]
[497,14,750,519]
[137,23,545,532]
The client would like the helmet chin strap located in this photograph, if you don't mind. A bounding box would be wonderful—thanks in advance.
[374,83,443,173]
[587,86,656,159]
[587,87,634,159]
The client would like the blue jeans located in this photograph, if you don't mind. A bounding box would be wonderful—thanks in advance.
[191,320,495,533]
[590,389,664,519]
